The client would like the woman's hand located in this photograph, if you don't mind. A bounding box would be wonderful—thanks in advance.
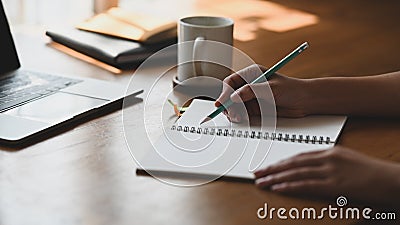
[215,65,312,122]
[217,66,400,121]
[254,146,400,206]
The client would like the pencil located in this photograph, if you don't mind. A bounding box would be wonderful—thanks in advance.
[200,42,309,125]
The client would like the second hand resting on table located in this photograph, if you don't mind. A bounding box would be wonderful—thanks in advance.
[215,65,400,206]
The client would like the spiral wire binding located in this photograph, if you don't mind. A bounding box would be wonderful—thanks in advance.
[171,125,331,144]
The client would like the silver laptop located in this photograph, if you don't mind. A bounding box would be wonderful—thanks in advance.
[0,1,143,146]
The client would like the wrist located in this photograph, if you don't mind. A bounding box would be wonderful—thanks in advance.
[302,77,344,115]
[301,78,321,116]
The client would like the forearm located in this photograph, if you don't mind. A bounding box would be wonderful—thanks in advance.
[304,71,400,117]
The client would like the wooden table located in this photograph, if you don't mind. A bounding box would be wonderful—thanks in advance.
[1,1,399,224]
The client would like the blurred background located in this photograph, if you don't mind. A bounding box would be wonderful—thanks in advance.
[2,0,318,42]
[3,0,195,27]
[3,0,398,77]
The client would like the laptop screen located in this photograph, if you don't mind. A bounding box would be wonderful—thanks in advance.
[0,0,21,76]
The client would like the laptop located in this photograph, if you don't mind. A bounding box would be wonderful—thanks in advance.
[0,1,143,146]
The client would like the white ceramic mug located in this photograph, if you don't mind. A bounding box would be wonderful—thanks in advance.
[93,0,118,13]
[177,16,234,84]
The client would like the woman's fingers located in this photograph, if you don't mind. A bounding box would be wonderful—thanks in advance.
[254,150,327,179]
[233,64,265,83]
[225,107,242,123]
[255,165,329,189]
[254,149,337,197]
[215,73,246,107]
[223,99,263,123]
[269,179,331,196]
[230,82,274,103]
[230,72,283,104]
[215,65,265,107]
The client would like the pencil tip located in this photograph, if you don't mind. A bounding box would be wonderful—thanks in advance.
[200,117,211,125]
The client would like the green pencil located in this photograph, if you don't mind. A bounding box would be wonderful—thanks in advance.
[200,42,309,125]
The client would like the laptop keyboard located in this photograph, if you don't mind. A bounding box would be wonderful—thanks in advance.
[0,70,82,112]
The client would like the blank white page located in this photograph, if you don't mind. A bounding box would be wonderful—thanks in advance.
[138,99,346,180]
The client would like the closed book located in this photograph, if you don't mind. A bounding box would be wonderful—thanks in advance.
[46,29,176,70]
[76,7,177,43]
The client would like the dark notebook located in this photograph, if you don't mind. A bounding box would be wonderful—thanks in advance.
[46,29,177,70]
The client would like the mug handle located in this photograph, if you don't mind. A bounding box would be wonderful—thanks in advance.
[192,36,205,76]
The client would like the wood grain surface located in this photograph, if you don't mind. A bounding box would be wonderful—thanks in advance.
[1,1,399,224]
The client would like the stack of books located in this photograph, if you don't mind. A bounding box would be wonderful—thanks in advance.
[46,7,177,70]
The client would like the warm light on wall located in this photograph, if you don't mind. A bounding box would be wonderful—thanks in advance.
[121,0,319,42]
[193,0,319,41]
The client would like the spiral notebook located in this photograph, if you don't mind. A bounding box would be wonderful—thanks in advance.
[137,99,346,180]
